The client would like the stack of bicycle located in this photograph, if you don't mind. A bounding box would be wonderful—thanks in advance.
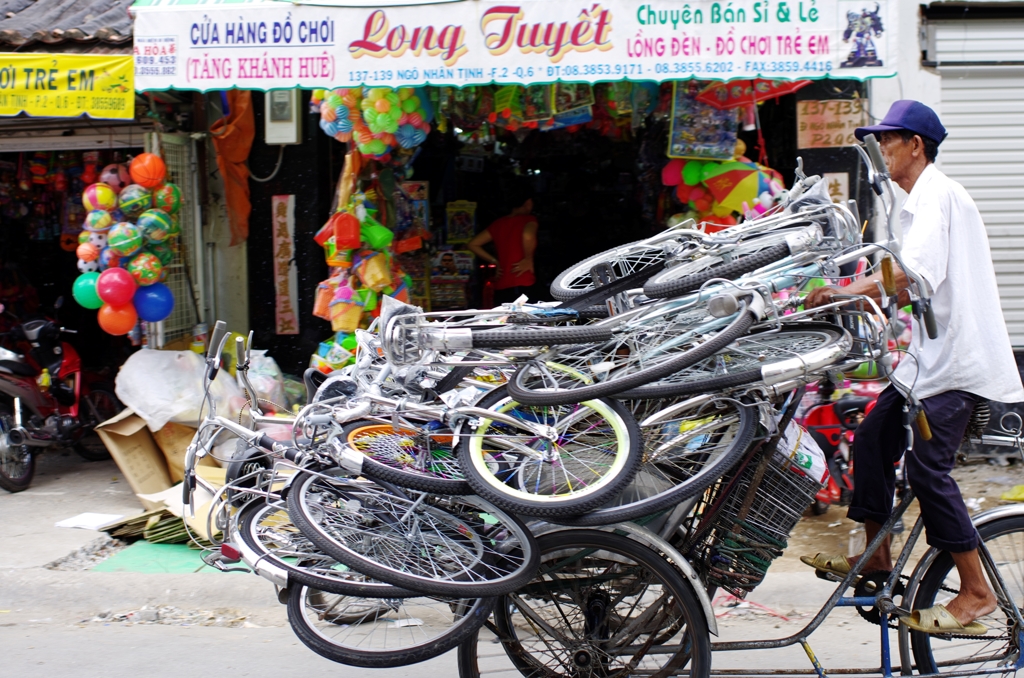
[182,167,939,677]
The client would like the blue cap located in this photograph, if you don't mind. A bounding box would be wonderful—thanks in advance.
[854,100,947,145]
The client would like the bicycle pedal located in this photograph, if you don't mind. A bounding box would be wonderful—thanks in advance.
[815,569,844,582]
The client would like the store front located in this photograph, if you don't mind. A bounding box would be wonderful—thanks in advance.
[130,0,898,374]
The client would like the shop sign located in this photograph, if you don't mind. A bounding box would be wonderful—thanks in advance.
[132,0,896,92]
[272,194,300,335]
[796,99,869,149]
[0,54,134,119]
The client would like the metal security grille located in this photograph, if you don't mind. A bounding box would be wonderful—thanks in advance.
[146,132,201,342]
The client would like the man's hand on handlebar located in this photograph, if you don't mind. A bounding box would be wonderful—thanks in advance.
[804,286,840,309]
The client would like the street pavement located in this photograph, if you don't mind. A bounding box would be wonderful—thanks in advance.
[2,449,892,677]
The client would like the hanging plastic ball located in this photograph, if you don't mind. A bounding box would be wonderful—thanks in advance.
[99,164,131,195]
[76,243,100,262]
[147,242,175,266]
[83,210,114,233]
[374,98,391,113]
[118,184,152,219]
[107,222,144,257]
[78,231,91,245]
[88,231,108,249]
[152,183,182,215]
[72,272,104,309]
[129,153,167,189]
[97,303,138,336]
[137,209,173,244]
[127,251,163,286]
[77,258,99,274]
[99,247,122,270]
[82,183,118,212]
[133,282,174,322]
[96,267,137,306]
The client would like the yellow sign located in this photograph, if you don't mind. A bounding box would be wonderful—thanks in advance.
[0,54,134,119]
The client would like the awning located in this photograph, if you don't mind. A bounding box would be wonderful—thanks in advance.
[0,53,136,118]
[131,0,898,92]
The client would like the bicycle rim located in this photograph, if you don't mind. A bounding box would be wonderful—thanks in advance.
[550,241,669,300]
[458,530,710,678]
[287,584,494,668]
[287,473,539,597]
[460,388,642,516]
[909,515,1024,675]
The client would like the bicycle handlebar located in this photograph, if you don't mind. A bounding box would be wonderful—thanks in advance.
[863,134,889,180]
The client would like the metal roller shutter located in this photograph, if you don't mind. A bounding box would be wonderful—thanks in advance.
[928,19,1024,346]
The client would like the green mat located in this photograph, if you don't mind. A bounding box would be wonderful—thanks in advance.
[91,541,215,574]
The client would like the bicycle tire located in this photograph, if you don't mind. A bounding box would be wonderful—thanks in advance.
[287,584,494,668]
[617,323,848,400]
[458,386,643,518]
[909,515,1024,675]
[551,399,758,527]
[235,500,416,597]
[471,324,613,349]
[505,302,756,406]
[457,530,711,678]
[643,242,791,299]
[550,240,670,300]
[339,420,473,495]
[287,473,539,597]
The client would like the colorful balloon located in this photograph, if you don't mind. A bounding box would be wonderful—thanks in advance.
[82,183,117,212]
[96,267,137,306]
[99,164,131,194]
[107,222,144,257]
[137,209,173,243]
[126,252,163,286]
[133,282,174,322]
[682,161,704,187]
[118,184,152,219]
[83,209,114,232]
[661,159,685,187]
[71,272,104,309]
[152,183,182,214]
[98,303,138,336]
[129,153,167,189]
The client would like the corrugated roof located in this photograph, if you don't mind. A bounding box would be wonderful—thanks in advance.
[0,0,132,49]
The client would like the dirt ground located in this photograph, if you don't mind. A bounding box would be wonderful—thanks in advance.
[774,459,1024,573]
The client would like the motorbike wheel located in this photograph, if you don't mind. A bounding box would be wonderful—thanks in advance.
[0,405,35,492]
[812,500,830,516]
[73,388,122,462]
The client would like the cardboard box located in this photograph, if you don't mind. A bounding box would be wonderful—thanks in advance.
[151,421,218,482]
[95,409,173,511]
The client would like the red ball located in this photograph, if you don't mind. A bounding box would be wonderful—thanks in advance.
[96,267,137,306]
[129,153,167,189]
[98,303,138,336]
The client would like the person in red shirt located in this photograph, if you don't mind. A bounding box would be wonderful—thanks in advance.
[468,183,538,306]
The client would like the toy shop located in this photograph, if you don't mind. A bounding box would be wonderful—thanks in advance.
[125,0,896,376]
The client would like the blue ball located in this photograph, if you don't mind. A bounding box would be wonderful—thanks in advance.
[133,282,174,322]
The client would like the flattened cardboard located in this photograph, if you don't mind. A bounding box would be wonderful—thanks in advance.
[151,422,218,482]
[95,409,172,511]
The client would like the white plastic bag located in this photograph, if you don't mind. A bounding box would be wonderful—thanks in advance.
[240,349,286,411]
[777,420,829,486]
[115,350,244,430]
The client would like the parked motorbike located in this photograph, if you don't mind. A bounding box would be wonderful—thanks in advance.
[800,380,877,515]
[0,300,122,492]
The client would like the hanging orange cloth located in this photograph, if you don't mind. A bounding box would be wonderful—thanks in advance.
[210,90,256,245]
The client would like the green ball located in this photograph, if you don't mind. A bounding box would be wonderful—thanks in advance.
[147,242,175,266]
[127,252,163,286]
[118,184,152,219]
[682,161,704,187]
[72,272,104,309]
[340,334,358,351]
[138,209,173,243]
[152,183,182,215]
[401,98,418,114]
[107,222,144,257]
[700,162,726,184]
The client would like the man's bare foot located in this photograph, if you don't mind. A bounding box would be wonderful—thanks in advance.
[943,589,999,627]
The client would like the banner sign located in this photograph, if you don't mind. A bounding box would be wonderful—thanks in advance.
[271,194,300,335]
[0,54,134,119]
[796,98,869,148]
[132,0,895,91]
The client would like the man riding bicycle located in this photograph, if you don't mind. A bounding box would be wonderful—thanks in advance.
[803,100,1024,635]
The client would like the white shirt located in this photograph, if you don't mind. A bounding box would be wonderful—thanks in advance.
[892,164,1024,403]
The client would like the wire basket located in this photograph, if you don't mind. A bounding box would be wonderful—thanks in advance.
[690,446,822,597]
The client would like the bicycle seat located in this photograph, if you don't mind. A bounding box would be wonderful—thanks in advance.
[834,396,874,429]
[0,359,36,377]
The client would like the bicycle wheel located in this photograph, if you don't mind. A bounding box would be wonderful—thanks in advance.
[457,530,711,678]
[339,420,472,495]
[506,302,756,406]
[617,323,850,400]
[643,241,791,300]
[458,386,643,518]
[0,406,34,493]
[287,584,494,668]
[234,500,416,597]
[549,239,672,300]
[74,387,122,461]
[909,515,1024,675]
[287,473,539,597]
[551,397,758,527]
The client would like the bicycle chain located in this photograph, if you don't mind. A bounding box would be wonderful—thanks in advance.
[854,572,1010,641]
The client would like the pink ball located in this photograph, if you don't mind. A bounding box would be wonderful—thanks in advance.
[99,164,131,195]
[96,267,137,307]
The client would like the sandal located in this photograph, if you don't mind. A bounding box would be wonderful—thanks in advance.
[899,604,987,636]
[800,552,853,577]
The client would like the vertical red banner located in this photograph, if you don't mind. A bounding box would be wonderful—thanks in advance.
[271,195,299,335]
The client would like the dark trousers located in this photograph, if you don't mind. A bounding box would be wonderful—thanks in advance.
[848,384,979,552]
